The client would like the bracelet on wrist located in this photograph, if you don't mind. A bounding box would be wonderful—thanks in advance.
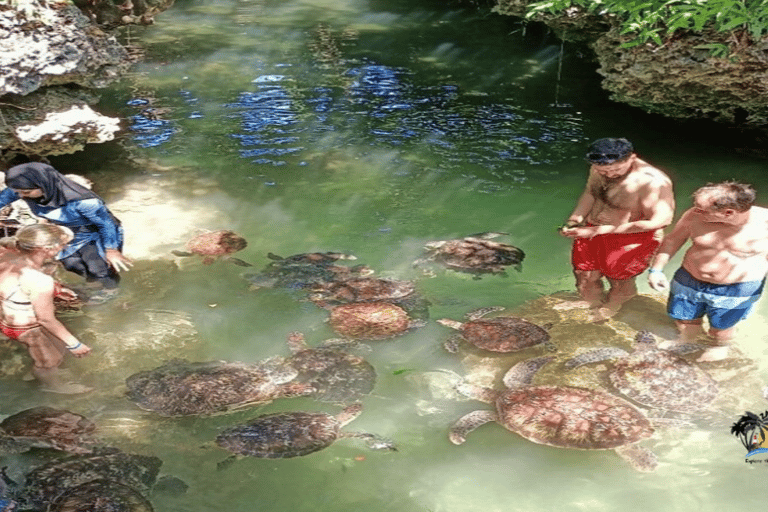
[648,268,663,274]
[67,342,82,350]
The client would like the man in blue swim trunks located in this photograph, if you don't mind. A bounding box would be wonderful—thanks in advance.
[648,182,768,361]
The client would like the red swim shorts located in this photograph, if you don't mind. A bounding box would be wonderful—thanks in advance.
[571,228,660,280]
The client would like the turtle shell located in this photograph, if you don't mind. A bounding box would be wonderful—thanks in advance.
[185,230,247,256]
[328,302,411,339]
[311,277,415,303]
[609,349,718,414]
[215,411,341,458]
[288,347,376,403]
[496,385,653,450]
[50,480,154,512]
[429,237,525,273]
[0,406,96,454]
[460,317,550,352]
[125,359,310,417]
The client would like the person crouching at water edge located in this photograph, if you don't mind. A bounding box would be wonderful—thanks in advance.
[648,182,768,362]
[0,163,132,304]
[0,224,92,393]
[559,137,675,322]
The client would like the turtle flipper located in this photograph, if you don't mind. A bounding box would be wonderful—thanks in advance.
[614,444,658,472]
[216,455,239,471]
[171,250,194,257]
[227,257,253,267]
[502,356,555,388]
[443,335,463,353]
[449,410,497,444]
[563,347,630,369]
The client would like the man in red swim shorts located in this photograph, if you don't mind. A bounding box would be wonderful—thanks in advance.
[559,138,675,321]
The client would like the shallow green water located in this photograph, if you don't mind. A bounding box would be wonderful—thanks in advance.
[4,0,768,510]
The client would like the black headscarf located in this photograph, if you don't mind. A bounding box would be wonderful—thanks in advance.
[5,162,99,208]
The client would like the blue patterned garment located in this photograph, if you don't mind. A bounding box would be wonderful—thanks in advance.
[0,188,123,261]
[667,266,765,330]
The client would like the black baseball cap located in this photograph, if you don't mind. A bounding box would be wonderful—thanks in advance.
[585,138,633,165]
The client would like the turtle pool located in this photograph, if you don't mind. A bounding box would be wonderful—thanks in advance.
[2,0,768,510]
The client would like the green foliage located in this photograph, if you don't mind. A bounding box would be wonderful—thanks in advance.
[525,0,768,49]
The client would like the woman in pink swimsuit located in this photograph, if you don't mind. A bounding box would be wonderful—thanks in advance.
[0,224,92,393]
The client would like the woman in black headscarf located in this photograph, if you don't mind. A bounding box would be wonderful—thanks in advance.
[0,163,132,297]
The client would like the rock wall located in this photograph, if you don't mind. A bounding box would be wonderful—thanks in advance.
[494,0,768,128]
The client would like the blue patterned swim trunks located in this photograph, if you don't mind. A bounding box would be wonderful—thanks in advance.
[667,267,765,330]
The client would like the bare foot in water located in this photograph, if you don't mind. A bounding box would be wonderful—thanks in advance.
[588,306,619,323]
[696,346,730,362]
[553,300,594,312]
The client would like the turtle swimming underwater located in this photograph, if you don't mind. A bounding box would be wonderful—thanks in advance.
[125,358,314,417]
[450,356,657,472]
[215,403,396,464]
[15,447,174,511]
[564,330,718,414]
[244,251,373,290]
[310,277,431,320]
[0,406,96,454]
[171,230,252,266]
[437,307,554,353]
[285,331,376,403]
[327,301,425,340]
[414,232,525,277]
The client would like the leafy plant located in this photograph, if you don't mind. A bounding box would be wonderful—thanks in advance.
[525,0,768,49]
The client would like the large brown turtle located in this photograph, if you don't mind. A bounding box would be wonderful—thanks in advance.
[215,403,396,465]
[310,277,431,321]
[172,230,252,266]
[0,406,96,454]
[244,251,373,290]
[327,301,425,340]
[125,358,314,417]
[450,356,658,472]
[414,232,525,277]
[564,330,718,414]
[437,307,554,353]
[285,332,376,403]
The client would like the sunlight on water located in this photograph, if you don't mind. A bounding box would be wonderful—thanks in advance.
[3,0,768,510]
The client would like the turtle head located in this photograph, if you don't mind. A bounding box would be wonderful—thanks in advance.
[634,330,657,346]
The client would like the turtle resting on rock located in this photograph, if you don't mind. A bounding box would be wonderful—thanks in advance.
[414,232,525,277]
[326,301,426,340]
[172,230,252,266]
[437,307,554,353]
[0,406,96,454]
[564,330,717,414]
[244,251,373,290]
[285,331,376,403]
[215,403,396,466]
[125,358,314,417]
[450,356,658,472]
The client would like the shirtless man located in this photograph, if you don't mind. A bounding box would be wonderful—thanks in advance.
[560,138,675,322]
[648,182,768,362]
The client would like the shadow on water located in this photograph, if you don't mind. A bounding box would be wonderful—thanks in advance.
[10,0,768,510]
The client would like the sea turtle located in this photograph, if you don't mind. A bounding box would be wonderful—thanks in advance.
[171,230,252,266]
[450,356,658,472]
[437,307,554,353]
[310,277,431,320]
[564,330,717,414]
[285,331,376,403]
[215,403,396,465]
[14,447,168,511]
[327,301,425,340]
[0,406,96,454]
[125,358,314,417]
[414,232,525,277]
[244,252,373,290]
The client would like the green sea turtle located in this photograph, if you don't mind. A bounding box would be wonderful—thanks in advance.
[285,331,376,403]
[172,230,252,266]
[125,358,314,417]
[244,252,373,290]
[0,406,96,454]
[564,330,717,414]
[215,404,396,465]
[414,232,525,277]
[450,356,657,472]
[327,301,426,340]
[15,447,172,511]
[310,276,431,320]
[437,307,554,353]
